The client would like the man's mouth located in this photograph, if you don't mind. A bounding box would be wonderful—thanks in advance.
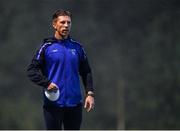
[62,29,69,32]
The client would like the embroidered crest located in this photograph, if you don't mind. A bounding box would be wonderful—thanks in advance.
[70,49,76,55]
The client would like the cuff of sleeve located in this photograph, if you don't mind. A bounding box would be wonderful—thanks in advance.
[42,78,51,88]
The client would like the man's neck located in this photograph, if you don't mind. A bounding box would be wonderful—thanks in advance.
[54,32,68,40]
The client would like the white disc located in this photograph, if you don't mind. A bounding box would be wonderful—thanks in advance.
[44,89,60,101]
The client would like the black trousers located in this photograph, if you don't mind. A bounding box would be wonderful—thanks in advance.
[43,104,82,130]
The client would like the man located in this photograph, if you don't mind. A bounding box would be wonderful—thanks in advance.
[27,9,95,130]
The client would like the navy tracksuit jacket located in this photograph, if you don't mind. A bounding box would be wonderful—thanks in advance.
[27,37,93,107]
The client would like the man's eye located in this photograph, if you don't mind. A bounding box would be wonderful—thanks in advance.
[61,21,65,24]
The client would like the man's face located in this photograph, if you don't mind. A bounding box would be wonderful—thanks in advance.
[53,15,71,38]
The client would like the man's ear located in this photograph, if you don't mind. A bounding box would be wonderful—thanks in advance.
[52,20,57,30]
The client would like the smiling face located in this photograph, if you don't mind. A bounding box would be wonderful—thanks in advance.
[53,15,72,39]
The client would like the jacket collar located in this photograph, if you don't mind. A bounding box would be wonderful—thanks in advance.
[44,36,71,43]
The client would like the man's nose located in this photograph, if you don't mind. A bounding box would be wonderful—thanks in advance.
[64,22,69,27]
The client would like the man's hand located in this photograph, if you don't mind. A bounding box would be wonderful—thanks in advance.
[84,92,95,112]
[47,82,58,92]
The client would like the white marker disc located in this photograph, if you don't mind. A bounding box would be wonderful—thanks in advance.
[44,89,60,101]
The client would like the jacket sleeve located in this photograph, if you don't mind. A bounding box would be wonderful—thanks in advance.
[79,46,94,94]
[26,44,51,88]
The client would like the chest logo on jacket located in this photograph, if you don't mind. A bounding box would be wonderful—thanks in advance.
[70,49,76,55]
[52,49,58,53]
